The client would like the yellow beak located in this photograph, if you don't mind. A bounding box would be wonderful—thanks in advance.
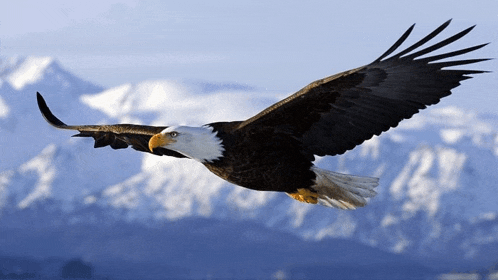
[149,133,173,152]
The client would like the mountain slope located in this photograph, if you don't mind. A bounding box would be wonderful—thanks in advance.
[0,56,104,171]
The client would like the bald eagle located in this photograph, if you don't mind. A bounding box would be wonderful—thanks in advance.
[37,20,488,209]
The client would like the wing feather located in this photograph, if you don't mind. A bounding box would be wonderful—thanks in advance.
[36,92,186,158]
[236,21,489,157]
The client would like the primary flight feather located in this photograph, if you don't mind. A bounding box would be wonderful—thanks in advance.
[37,20,488,209]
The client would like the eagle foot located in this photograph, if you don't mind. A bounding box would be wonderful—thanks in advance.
[287,188,319,204]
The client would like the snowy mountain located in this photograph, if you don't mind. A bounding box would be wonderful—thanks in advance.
[0,56,104,171]
[0,56,497,279]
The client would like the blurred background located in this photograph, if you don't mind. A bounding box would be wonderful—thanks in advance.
[0,1,497,279]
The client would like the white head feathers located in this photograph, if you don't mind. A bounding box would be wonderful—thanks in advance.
[160,125,224,162]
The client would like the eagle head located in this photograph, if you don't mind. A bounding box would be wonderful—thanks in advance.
[149,125,224,162]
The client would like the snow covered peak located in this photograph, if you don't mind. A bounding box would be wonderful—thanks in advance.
[6,57,54,90]
[0,56,103,171]
[80,80,267,126]
[386,106,497,150]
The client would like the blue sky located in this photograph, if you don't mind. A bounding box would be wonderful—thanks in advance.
[1,0,497,114]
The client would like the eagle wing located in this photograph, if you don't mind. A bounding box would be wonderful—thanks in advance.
[236,20,489,157]
[36,92,186,158]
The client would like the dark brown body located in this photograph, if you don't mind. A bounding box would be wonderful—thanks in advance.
[204,122,316,193]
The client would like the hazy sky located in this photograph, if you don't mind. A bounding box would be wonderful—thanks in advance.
[1,0,497,113]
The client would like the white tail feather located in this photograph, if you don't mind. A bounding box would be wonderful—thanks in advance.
[311,166,379,209]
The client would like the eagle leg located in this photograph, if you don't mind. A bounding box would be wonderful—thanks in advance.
[286,188,319,204]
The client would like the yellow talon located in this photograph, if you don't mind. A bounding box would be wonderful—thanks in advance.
[287,188,319,204]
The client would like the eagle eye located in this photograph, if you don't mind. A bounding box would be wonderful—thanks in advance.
[169,131,178,138]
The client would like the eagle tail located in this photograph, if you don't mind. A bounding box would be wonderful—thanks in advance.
[310,166,378,209]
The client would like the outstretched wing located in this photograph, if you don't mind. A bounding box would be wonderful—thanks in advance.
[36,92,186,158]
[237,20,489,157]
